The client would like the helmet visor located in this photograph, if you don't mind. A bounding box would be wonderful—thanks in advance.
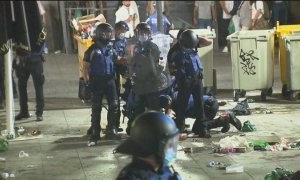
[162,134,179,166]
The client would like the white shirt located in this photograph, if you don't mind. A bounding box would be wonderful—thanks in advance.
[115,5,135,38]
[195,1,214,19]
[223,1,233,19]
[252,1,263,20]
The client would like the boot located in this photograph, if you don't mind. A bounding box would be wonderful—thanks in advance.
[207,117,230,133]
[103,126,121,140]
[227,111,242,131]
[198,127,211,138]
[15,111,31,121]
[192,120,211,138]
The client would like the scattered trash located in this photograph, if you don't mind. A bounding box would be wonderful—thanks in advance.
[212,135,249,154]
[226,164,244,173]
[1,130,8,137]
[0,157,6,161]
[0,138,9,151]
[242,121,256,132]
[180,147,192,153]
[54,50,61,54]
[9,173,15,178]
[15,127,25,136]
[289,140,300,148]
[214,153,226,157]
[246,99,255,103]
[250,138,291,151]
[250,140,269,151]
[46,156,54,159]
[232,99,251,115]
[265,110,273,114]
[31,130,41,136]
[19,151,29,158]
[1,172,9,179]
[206,160,228,169]
[264,167,294,180]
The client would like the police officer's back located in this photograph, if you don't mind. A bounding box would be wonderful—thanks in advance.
[115,112,181,180]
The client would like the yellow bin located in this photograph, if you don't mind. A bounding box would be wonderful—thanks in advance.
[74,35,93,78]
[274,21,300,94]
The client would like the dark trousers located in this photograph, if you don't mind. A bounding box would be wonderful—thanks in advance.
[115,71,121,127]
[89,76,118,141]
[15,56,44,116]
[127,90,160,132]
[218,18,231,48]
[175,78,207,133]
[271,2,288,27]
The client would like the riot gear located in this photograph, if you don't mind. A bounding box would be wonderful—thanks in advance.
[116,111,179,163]
[134,22,151,43]
[115,21,129,32]
[179,30,199,49]
[94,23,113,42]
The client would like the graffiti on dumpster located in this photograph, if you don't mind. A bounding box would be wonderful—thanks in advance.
[239,49,259,75]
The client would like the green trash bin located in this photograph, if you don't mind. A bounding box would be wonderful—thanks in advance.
[169,28,216,93]
[282,35,300,101]
[227,30,275,102]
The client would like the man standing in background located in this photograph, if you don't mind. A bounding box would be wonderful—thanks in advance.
[115,0,139,38]
[193,1,217,29]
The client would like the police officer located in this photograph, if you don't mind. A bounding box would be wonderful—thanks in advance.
[82,23,120,146]
[14,1,46,121]
[160,93,242,133]
[114,21,129,132]
[115,111,181,180]
[170,29,211,138]
[125,22,166,135]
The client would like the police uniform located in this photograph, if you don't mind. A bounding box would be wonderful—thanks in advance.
[116,157,181,180]
[171,92,219,120]
[15,46,45,120]
[83,41,119,142]
[171,47,207,134]
[113,36,127,129]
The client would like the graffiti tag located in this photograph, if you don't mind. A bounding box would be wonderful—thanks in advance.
[239,49,259,75]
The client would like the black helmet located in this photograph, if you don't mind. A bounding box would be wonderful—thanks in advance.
[177,28,186,40]
[115,111,179,159]
[179,29,199,49]
[115,21,129,32]
[94,23,113,41]
[134,22,152,42]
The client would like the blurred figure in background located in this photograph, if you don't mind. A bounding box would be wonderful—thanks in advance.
[193,1,217,29]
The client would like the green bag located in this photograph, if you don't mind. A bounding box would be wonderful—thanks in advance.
[227,19,235,35]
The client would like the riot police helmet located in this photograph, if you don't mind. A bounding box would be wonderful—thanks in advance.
[115,21,129,32]
[134,22,152,43]
[179,29,199,49]
[94,23,113,42]
[115,111,179,165]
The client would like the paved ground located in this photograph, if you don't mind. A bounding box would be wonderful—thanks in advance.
[0,47,299,180]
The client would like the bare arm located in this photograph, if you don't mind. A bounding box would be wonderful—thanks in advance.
[193,4,198,26]
[82,61,90,83]
[219,1,230,15]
